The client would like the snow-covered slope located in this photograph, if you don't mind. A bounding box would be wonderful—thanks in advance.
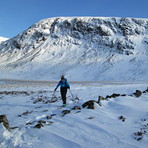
[0,17,148,81]
[0,81,148,148]
[0,37,8,44]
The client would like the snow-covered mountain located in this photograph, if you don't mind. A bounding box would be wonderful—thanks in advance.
[0,17,148,81]
[0,37,8,44]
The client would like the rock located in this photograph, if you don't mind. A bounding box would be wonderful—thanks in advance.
[43,110,48,112]
[45,97,58,103]
[134,131,144,141]
[33,98,44,104]
[121,94,126,96]
[26,122,33,125]
[0,115,10,130]
[0,91,30,95]
[98,96,106,101]
[87,116,95,119]
[72,106,81,110]
[38,120,46,124]
[119,116,126,122]
[46,115,52,119]
[133,90,142,97]
[82,100,96,109]
[97,26,112,36]
[18,111,33,117]
[112,93,121,98]
[34,123,44,128]
[61,110,71,116]
[106,93,120,99]
[51,114,57,117]
[26,121,36,125]
[10,126,19,129]
[75,111,81,114]
[97,96,106,105]
[143,87,148,93]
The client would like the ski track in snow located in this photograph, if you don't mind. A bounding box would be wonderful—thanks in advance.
[0,80,148,148]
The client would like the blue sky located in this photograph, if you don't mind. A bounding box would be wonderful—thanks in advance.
[0,0,148,38]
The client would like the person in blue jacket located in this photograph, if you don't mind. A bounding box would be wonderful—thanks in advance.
[54,75,70,106]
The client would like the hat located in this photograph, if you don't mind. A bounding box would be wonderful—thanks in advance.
[61,75,65,79]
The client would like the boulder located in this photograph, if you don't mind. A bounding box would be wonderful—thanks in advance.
[133,90,142,97]
[61,110,71,116]
[0,115,10,130]
[34,123,44,128]
[82,100,96,109]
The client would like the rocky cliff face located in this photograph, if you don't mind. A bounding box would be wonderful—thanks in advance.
[0,17,148,81]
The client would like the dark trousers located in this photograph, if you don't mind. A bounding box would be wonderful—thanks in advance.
[60,87,67,104]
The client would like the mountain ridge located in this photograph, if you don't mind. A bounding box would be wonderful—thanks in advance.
[0,17,148,81]
[0,37,9,43]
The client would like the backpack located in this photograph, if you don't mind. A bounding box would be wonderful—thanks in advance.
[60,79,68,88]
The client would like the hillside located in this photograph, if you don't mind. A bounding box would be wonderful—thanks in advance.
[0,17,148,81]
[0,37,8,44]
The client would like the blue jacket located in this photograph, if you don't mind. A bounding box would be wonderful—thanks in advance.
[55,79,70,90]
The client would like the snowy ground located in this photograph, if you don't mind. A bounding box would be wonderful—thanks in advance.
[0,80,148,148]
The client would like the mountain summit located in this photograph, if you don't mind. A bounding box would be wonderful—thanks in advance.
[0,17,148,81]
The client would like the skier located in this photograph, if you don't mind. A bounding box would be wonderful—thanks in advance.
[54,76,70,106]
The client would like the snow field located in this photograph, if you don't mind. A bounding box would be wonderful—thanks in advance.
[0,81,148,148]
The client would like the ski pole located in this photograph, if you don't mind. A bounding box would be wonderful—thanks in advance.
[69,89,74,101]
[51,89,56,98]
